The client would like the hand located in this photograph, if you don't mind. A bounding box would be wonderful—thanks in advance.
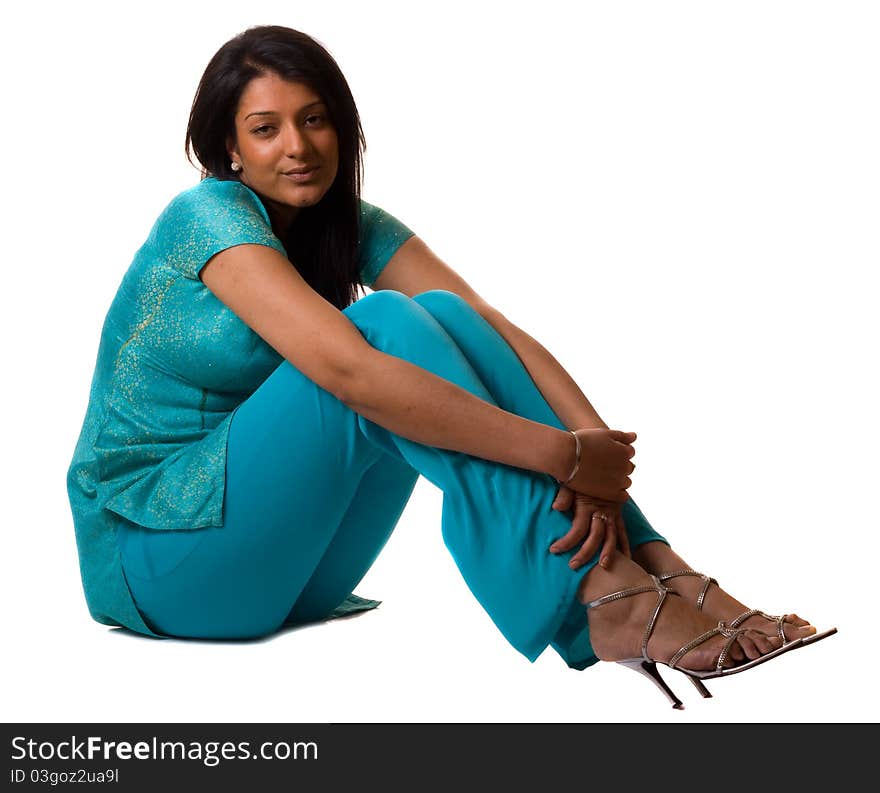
[562,428,637,503]
[548,486,631,571]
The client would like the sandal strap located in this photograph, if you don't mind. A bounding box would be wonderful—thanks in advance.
[585,575,749,673]
[728,609,788,643]
[657,569,717,611]
[584,575,672,662]
[715,625,746,672]
[584,577,666,611]
[668,621,744,673]
[660,570,793,644]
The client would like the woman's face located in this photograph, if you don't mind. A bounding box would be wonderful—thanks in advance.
[228,72,339,229]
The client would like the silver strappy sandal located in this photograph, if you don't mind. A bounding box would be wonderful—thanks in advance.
[657,569,838,648]
[585,574,808,709]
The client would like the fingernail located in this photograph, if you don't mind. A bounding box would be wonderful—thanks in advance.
[549,543,559,552]
[568,560,578,569]
[600,556,609,568]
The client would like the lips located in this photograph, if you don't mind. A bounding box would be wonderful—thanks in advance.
[281,166,319,184]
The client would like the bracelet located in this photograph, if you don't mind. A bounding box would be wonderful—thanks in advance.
[557,430,581,485]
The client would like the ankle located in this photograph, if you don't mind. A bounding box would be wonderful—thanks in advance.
[576,551,652,606]
[579,562,668,662]
[631,541,688,573]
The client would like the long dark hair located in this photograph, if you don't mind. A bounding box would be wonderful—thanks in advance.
[185,25,366,309]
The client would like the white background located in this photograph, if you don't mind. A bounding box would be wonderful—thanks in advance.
[2,0,877,723]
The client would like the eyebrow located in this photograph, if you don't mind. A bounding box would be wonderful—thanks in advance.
[244,101,325,120]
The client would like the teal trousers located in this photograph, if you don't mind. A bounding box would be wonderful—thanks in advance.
[118,290,666,668]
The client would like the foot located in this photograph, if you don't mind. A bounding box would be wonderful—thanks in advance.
[632,542,817,644]
[578,552,784,671]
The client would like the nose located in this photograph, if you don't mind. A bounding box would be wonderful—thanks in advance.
[280,122,311,159]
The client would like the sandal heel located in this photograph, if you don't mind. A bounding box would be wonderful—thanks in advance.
[618,658,684,710]
[684,674,713,698]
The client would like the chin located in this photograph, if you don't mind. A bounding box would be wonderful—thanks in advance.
[285,185,331,206]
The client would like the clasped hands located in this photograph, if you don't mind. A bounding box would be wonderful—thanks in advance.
[549,428,637,572]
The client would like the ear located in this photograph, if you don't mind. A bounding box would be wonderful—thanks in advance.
[226,137,240,168]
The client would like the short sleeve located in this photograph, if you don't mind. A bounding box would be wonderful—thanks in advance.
[152,177,288,280]
[358,200,416,287]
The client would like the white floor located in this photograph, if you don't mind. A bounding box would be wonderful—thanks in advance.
[5,476,866,723]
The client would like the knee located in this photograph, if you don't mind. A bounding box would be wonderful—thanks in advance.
[412,290,487,332]
[343,289,430,337]
[342,289,464,363]
[348,288,472,317]
[344,288,411,321]
[343,289,482,348]
[412,289,473,314]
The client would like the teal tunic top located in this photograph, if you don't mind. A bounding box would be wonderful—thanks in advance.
[66,176,415,637]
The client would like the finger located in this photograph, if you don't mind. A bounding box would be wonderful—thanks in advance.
[568,532,603,570]
[609,430,637,443]
[598,520,617,569]
[617,516,632,559]
[611,488,630,503]
[549,524,587,553]
[549,512,589,553]
[569,514,606,569]
[552,487,574,512]
[594,481,629,503]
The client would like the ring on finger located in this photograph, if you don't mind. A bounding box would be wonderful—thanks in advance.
[592,512,608,522]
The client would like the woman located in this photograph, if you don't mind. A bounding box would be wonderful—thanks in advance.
[66,24,833,708]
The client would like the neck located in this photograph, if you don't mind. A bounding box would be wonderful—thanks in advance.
[264,199,299,238]
[236,175,299,235]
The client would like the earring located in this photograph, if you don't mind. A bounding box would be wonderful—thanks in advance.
[231,161,242,172]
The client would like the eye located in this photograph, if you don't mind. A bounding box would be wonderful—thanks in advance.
[305,114,326,127]
[252,125,275,135]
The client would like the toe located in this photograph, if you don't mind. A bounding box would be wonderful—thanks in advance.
[736,631,763,661]
[794,624,818,641]
[782,616,817,643]
[725,639,746,664]
[752,630,781,655]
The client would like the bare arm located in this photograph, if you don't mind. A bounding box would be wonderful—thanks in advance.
[480,314,610,432]
[200,243,576,483]
[370,234,611,434]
